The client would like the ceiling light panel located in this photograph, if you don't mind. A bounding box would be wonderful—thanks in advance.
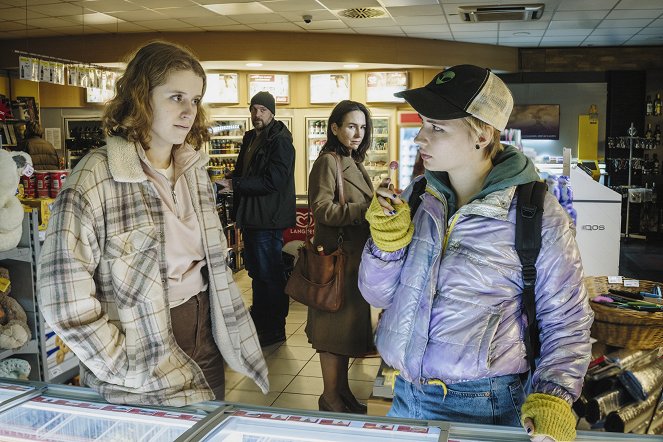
[203,2,274,15]
[261,0,322,12]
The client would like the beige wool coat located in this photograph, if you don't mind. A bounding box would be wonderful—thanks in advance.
[305,152,375,356]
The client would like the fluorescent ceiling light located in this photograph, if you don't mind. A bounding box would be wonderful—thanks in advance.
[344,64,360,68]
[246,62,263,67]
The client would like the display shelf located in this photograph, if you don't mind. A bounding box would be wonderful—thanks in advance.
[0,340,38,361]
[48,358,80,385]
[0,247,31,263]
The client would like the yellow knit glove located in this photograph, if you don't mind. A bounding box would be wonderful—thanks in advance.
[365,195,414,252]
[521,393,576,442]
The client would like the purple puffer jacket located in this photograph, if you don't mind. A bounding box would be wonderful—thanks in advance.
[358,180,594,403]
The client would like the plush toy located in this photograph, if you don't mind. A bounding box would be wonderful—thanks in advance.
[0,266,31,350]
[0,358,31,380]
[0,150,32,252]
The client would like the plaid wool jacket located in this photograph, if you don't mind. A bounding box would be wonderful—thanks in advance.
[38,136,269,406]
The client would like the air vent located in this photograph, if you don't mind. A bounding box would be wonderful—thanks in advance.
[458,4,544,22]
[338,8,385,19]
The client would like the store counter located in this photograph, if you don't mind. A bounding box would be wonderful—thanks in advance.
[0,379,653,441]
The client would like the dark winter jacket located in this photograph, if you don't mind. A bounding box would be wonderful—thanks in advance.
[232,119,296,229]
[22,136,59,170]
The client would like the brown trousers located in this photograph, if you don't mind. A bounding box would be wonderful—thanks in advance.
[170,291,225,400]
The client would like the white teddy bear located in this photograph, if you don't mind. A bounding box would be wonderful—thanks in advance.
[0,150,32,252]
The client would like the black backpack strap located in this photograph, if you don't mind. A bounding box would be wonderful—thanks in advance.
[516,181,547,374]
[408,177,427,220]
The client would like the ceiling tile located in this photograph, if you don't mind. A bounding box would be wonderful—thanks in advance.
[109,10,167,21]
[249,22,303,31]
[88,21,150,32]
[552,10,609,21]
[616,0,663,8]
[130,0,197,7]
[591,27,639,36]
[381,0,438,5]
[227,13,286,24]
[298,19,347,29]
[544,28,592,37]
[583,35,630,45]
[195,0,257,3]
[4,27,63,36]
[540,36,587,42]
[29,3,90,16]
[453,30,498,38]
[498,21,549,31]
[341,17,397,28]
[394,15,446,26]
[649,18,663,27]
[24,17,79,27]
[350,26,404,35]
[499,29,545,38]
[386,5,443,17]
[169,27,207,32]
[557,0,619,11]
[154,6,214,19]
[605,9,663,19]
[65,12,122,25]
[200,24,254,31]
[0,21,26,31]
[456,37,498,44]
[314,27,356,34]
[203,2,274,15]
[134,19,192,30]
[180,15,239,26]
[598,18,654,28]
[260,0,321,12]
[1,8,46,20]
[406,32,451,39]
[627,34,663,44]
[547,20,601,30]
[318,0,381,8]
[539,41,581,47]
[3,0,59,5]
[72,0,143,13]
[279,10,337,21]
[399,24,447,33]
[449,23,498,32]
[639,26,663,34]
[498,37,542,43]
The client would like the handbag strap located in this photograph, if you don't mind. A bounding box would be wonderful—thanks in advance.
[305,152,346,244]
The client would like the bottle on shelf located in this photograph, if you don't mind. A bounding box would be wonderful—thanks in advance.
[654,153,660,174]
[655,93,662,116]
[655,124,661,146]
[646,95,653,116]
[645,123,653,140]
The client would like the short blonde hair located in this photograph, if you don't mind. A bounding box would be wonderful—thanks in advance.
[462,116,503,160]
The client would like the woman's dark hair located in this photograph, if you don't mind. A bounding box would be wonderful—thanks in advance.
[321,100,372,163]
[102,40,209,150]
[24,120,43,138]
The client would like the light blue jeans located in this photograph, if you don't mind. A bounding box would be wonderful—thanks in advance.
[388,374,525,427]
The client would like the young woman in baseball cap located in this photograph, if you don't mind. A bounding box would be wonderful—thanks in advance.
[359,65,592,442]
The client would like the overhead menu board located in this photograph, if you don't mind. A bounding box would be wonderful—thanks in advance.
[205,73,239,104]
[248,73,290,104]
[309,73,351,104]
[366,72,408,103]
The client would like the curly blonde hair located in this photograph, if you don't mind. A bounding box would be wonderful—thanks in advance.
[102,41,209,150]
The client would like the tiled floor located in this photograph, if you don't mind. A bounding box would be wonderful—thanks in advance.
[225,270,381,412]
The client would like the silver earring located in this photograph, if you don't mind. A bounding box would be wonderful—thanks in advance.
[475,144,480,150]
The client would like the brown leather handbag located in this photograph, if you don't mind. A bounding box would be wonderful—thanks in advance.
[285,152,346,313]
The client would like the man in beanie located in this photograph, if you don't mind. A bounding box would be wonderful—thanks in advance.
[226,91,295,347]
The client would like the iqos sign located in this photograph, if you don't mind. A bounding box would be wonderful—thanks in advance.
[581,224,605,231]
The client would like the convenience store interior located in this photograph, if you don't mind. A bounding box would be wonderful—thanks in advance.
[1,0,663,438]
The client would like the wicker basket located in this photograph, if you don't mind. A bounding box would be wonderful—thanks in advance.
[584,276,663,350]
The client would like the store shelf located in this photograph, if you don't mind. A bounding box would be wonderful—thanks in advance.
[307,134,326,139]
[0,247,31,263]
[48,357,79,385]
[0,340,38,361]
[211,135,243,140]
[209,153,239,157]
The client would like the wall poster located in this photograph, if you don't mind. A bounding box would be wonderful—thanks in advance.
[248,74,289,104]
[309,73,350,104]
[366,72,408,103]
[205,73,239,104]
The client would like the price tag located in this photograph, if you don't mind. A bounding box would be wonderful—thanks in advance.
[608,276,623,284]
[623,279,640,287]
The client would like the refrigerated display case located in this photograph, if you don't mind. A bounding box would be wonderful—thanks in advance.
[206,117,249,178]
[366,116,391,188]
[0,380,652,441]
[305,117,328,178]
[63,117,105,169]
[397,111,423,190]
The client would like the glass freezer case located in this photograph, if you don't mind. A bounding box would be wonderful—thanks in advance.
[0,380,653,441]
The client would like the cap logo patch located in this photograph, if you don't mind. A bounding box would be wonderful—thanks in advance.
[436,71,455,84]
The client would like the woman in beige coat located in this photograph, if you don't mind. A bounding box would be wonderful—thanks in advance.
[306,100,375,414]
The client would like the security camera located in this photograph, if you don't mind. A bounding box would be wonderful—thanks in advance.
[303,15,312,24]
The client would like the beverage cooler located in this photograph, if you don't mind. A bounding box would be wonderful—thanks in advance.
[0,379,642,442]
[305,114,392,189]
[397,111,423,190]
[206,116,249,179]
